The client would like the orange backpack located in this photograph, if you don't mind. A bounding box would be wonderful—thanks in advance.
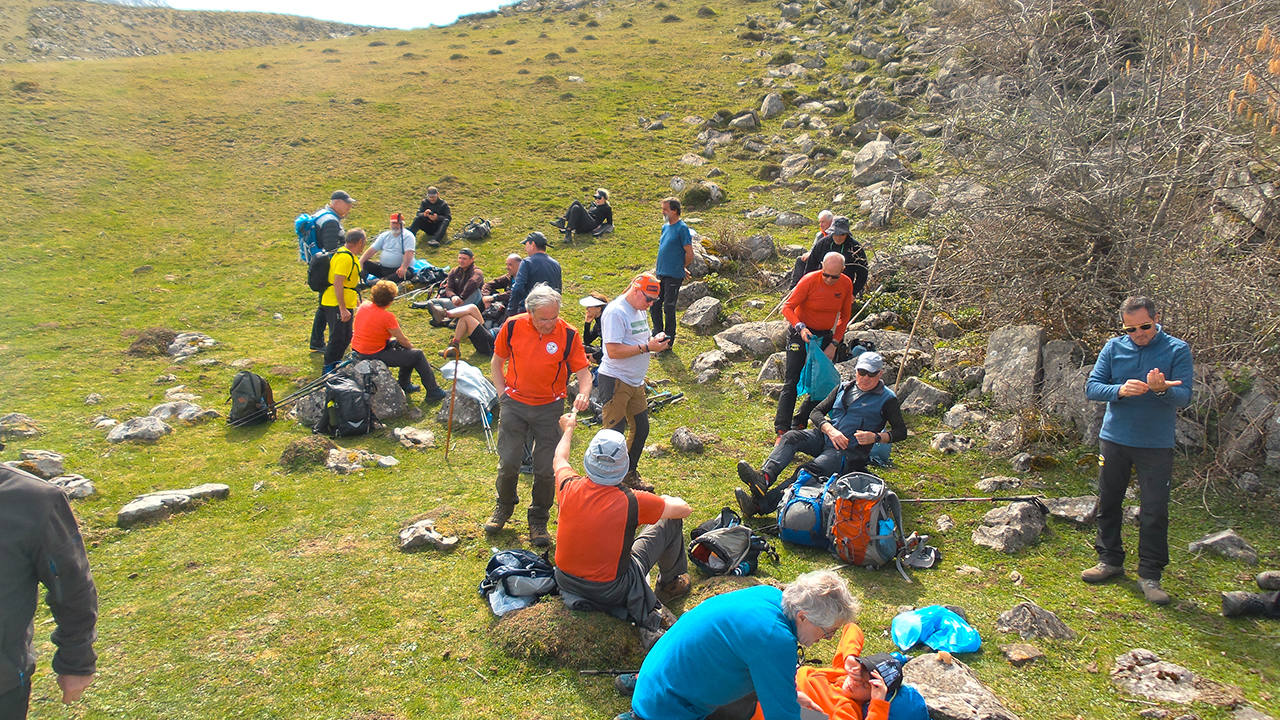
[825,472,905,568]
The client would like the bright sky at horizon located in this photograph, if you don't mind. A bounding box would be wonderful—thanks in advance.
[162,0,509,30]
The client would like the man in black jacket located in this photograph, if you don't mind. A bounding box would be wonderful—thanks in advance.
[1,465,98,718]
[799,216,868,296]
[409,186,452,248]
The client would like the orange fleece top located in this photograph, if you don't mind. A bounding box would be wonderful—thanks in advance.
[784,270,854,341]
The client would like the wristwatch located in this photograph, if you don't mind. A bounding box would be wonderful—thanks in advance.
[1154,389,1167,397]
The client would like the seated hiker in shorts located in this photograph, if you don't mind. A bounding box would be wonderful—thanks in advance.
[748,624,931,720]
[424,248,484,326]
[580,292,610,364]
[351,280,447,401]
[735,352,907,518]
[440,303,498,358]
[550,188,614,242]
[553,414,692,644]
[359,212,417,283]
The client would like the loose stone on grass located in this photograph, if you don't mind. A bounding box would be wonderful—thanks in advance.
[931,432,973,454]
[398,518,459,552]
[1111,649,1246,707]
[326,447,397,474]
[16,449,65,478]
[1187,529,1258,564]
[975,476,1021,493]
[393,426,436,450]
[996,601,1076,640]
[672,427,706,453]
[972,502,1046,553]
[150,401,219,424]
[106,416,172,443]
[935,514,955,533]
[279,436,336,471]
[1000,643,1044,667]
[48,474,96,499]
[0,413,42,439]
[84,393,103,405]
[117,483,230,528]
[903,652,1023,720]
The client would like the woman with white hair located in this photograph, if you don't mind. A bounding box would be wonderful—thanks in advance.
[621,570,860,720]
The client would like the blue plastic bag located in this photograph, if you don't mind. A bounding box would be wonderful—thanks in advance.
[796,337,841,400]
[891,605,982,653]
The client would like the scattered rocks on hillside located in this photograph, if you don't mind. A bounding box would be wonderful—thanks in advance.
[84,393,103,405]
[741,233,777,262]
[1220,383,1278,470]
[1010,452,1034,473]
[682,297,722,335]
[975,476,1021,493]
[48,474,96,499]
[760,92,785,119]
[295,360,407,428]
[972,502,1045,553]
[0,413,42,439]
[715,321,788,359]
[903,652,1022,720]
[164,385,200,402]
[691,350,730,376]
[896,377,954,415]
[14,449,65,478]
[931,433,973,454]
[398,518,459,552]
[326,447,397,474]
[851,140,910,186]
[117,483,229,528]
[757,351,787,382]
[1040,339,1100,444]
[393,426,436,450]
[1000,643,1044,667]
[935,515,955,533]
[996,601,1076,640]
[943,404,990,428]
[676,280,710,309]
[672,427,706,453]
[987,417,1026,453]
[149,401,219,424]
[106,416,172,443]
[1188,529,1258,564]
[775,211,814,227]
[853,88,907,120]
[983,325,1044,409]
[126,328,178,357]
[435,393,487,428]
[1111,649,1245,707]
[168,332,217,361]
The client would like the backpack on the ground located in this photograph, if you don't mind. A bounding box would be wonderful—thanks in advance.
[777,467,835,548]
[825,471,905,568]
[227,370,275,426]
[307,247,356,293]
[313,374,375,437]
[688,508,777,576]
[460,217,492,241]
[478,548,557,616]
[295,208,337,262]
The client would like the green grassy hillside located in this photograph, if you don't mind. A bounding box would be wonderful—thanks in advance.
[1,1,1276,718]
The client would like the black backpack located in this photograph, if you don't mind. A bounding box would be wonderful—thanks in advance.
[307,247,357,293]
[313,374,374,437]
[688,508,777,576]
[478,549,557,600]
[460,217,492,241]
[227,371,275,426]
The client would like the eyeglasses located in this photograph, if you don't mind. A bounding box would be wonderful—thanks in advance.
[821,273,841,280]
[856,369,880,377]
[1120,322,1154,334]
[804,615,841,640]
[642,293,659,304]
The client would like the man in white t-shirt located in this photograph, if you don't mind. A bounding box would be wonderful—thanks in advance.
[597,273,672,492]
[360,212,417,282]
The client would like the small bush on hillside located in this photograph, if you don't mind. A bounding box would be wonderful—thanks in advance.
[368,40,385,47]
[739,31,765,41]
[697,6,717,17]
[544,51,560,62]
[768,50,794,66]
[450,53,466,60]
[583,34,597,40]
[564,46,578,53]
[586,20,599,27]
[757,163,782,180]
[125,327,176,357]
[621,20,633,28]
[534,75,557,86]
[395,40,409,46]
[491,601,644,669]
[487,49,503,55]
[504,39,517,45]
[279,436,335,472]
[661,14,682,23]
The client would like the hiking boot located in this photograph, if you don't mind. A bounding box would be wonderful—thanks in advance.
[549,217,567,229]
[1080,562,1125,584]
[426,239,440,248]
[1257,571,1280,591]
[424,387,448,402]
[621,470,655,493]
[638,626,665,653]
[655,573,692,604]
[591,224,607,237]
[309,345,325,353]
[735,488,759,518]
[402,383,421,394]
[614,673,638,697]
[1221,591,1270,617]
[563,229,574,244]
[483,506,512,534]
[735,461,769,499]
[613,712,640,720]
[529,523,553,548]
[1139,577,1170,605]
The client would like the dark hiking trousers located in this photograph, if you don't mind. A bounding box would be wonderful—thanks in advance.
[758,428,867,512]
[1095,439,1172,581]
[649,276,683,344]
[310,295,327,349]
[774,327,833,433]
[564,200,601,233]
[356,345,440,392]
[323,306,353,367]
[0,676,31,720]
[409,216,451,244]
[495,396,563,525]
[633,518,688,587]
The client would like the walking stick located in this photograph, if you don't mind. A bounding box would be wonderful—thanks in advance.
[444,357,460,461]
[895,235,947,388]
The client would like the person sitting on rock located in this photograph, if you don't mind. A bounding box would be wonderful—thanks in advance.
[350,280,447,401]
[736,352,907,518]
[552,415,692,647]
[551,187,614,242]
[424,248,485,326]
[408,186,451,248]
[747,624,931,720]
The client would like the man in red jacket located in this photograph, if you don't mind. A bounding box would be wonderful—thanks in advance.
[776,252,853,436]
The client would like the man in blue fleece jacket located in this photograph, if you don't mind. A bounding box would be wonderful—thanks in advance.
[1082,296,1193,605]
[623,570,859,720]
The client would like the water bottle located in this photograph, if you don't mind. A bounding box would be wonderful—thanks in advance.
[731,561,751,576]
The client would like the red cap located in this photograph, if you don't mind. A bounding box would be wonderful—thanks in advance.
[632,272,661,296]
[389,212,404,224]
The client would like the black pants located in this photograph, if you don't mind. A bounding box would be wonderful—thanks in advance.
[564,200,600,233]
[357,345,440,391]
[1095,439,1172,581]
[650,275,683,343]
[363,263,405,282]
[758,428,866,512]
[309,294,327,350]
[596,373,649,474]
[0,675,31,720]
[323,305,353,366]
[409,216,450,243]
[774,328,832,433]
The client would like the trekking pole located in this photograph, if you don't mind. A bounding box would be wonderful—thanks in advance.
[848,284,885,327]
[578,669,638,676]
[444,358,460,462]
[895,234,947,388]
[900,494,1049,514]
[229,357,352,427]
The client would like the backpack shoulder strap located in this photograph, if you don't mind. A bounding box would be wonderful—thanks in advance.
[615,485,639,581]
[504,317,519,356]
[562,326,577,365]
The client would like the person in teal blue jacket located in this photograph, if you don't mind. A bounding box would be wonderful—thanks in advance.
[621,570,860,720]
[1082,296,1193,605]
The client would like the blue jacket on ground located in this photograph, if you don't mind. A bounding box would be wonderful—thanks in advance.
[507,252,562,315]
[631,585,802,720]
[1086,326,1193,449]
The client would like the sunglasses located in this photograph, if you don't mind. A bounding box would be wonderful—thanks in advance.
[1120,322,1154,334]
[821,272,841,280]
[642,293,659,304]
[856,368,880,377]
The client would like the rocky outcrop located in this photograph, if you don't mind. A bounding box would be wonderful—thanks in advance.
[903,652,1022,720]
[983,325,1044,409]
[995,601,1076,640]
[972,502,1045,553]
[117,484,229,528]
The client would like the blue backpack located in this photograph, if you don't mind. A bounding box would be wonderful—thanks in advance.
[478,549,557,616]
[295,208,337,262]
[777,467,836,548]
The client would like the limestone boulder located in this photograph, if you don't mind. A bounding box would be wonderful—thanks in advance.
[106,416,172,443]
[760,92,785,119]
[48,474,96,499]
[850,140,910,186]
[436,393,488,429]
[983,325,1045,410]
[167,332,217,361]
[742,233,777,263]
[1111,649,1245,707]
[149,401,219,424]
[16,449,64,479]
[972,502,1045,553]
[676,280,710,310]
[931,433,973,454]
[1220,382,1277,470]
[995,601,1076,640]
[0,413,41,439]
[896,378,954,415]
[681,296,722,335]
[117,483,229,528]
[757,352,787,382]
[691,350,730,376]
[853,88,907,121]
[903,653,1022,720]
[715,321,788,359]
[1188,529,1258,564]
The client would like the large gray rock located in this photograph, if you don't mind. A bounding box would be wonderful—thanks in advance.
[1109,649,1244,707]
[897,378,954,415]
[436,393,487,429]
[399,518,459,552]
[326,447,397,474]
[1220,383,1277,469]
[780,153,811,179]
[757,351,787,382]
[1214,166,1277,236]
[972,502,1045,553]
[117,483,229,528]
[671,427,705,453]
[983,325,1045,410]
[742,233,777,262]
[851,140,910,186]
[393,426,436,450]
[847,330,934,356]
[1040,340,1101,443]
[775,211,814,227]
[682,297,722,335]
[106,416,172,443]
[1188,529,1258,564]
[676,280,710,310]
[691,350,730,376]
[715,321,789,359]
[167,332,217,360]
[0,413,41,439]
[976,476,1021,493]
[853,88,907,121]
[687,231,723,278]
[48,474,96,499]
[1043,495,1140,526]
[760,92,785,120]
[996,601,1076,640]
[729,112,759,131]
[903,652,1022,720]
[16,449,64,479]
[943,403,990,428]
[297,360,408,428]
[149,401,220,424]
[931,432,973,454]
